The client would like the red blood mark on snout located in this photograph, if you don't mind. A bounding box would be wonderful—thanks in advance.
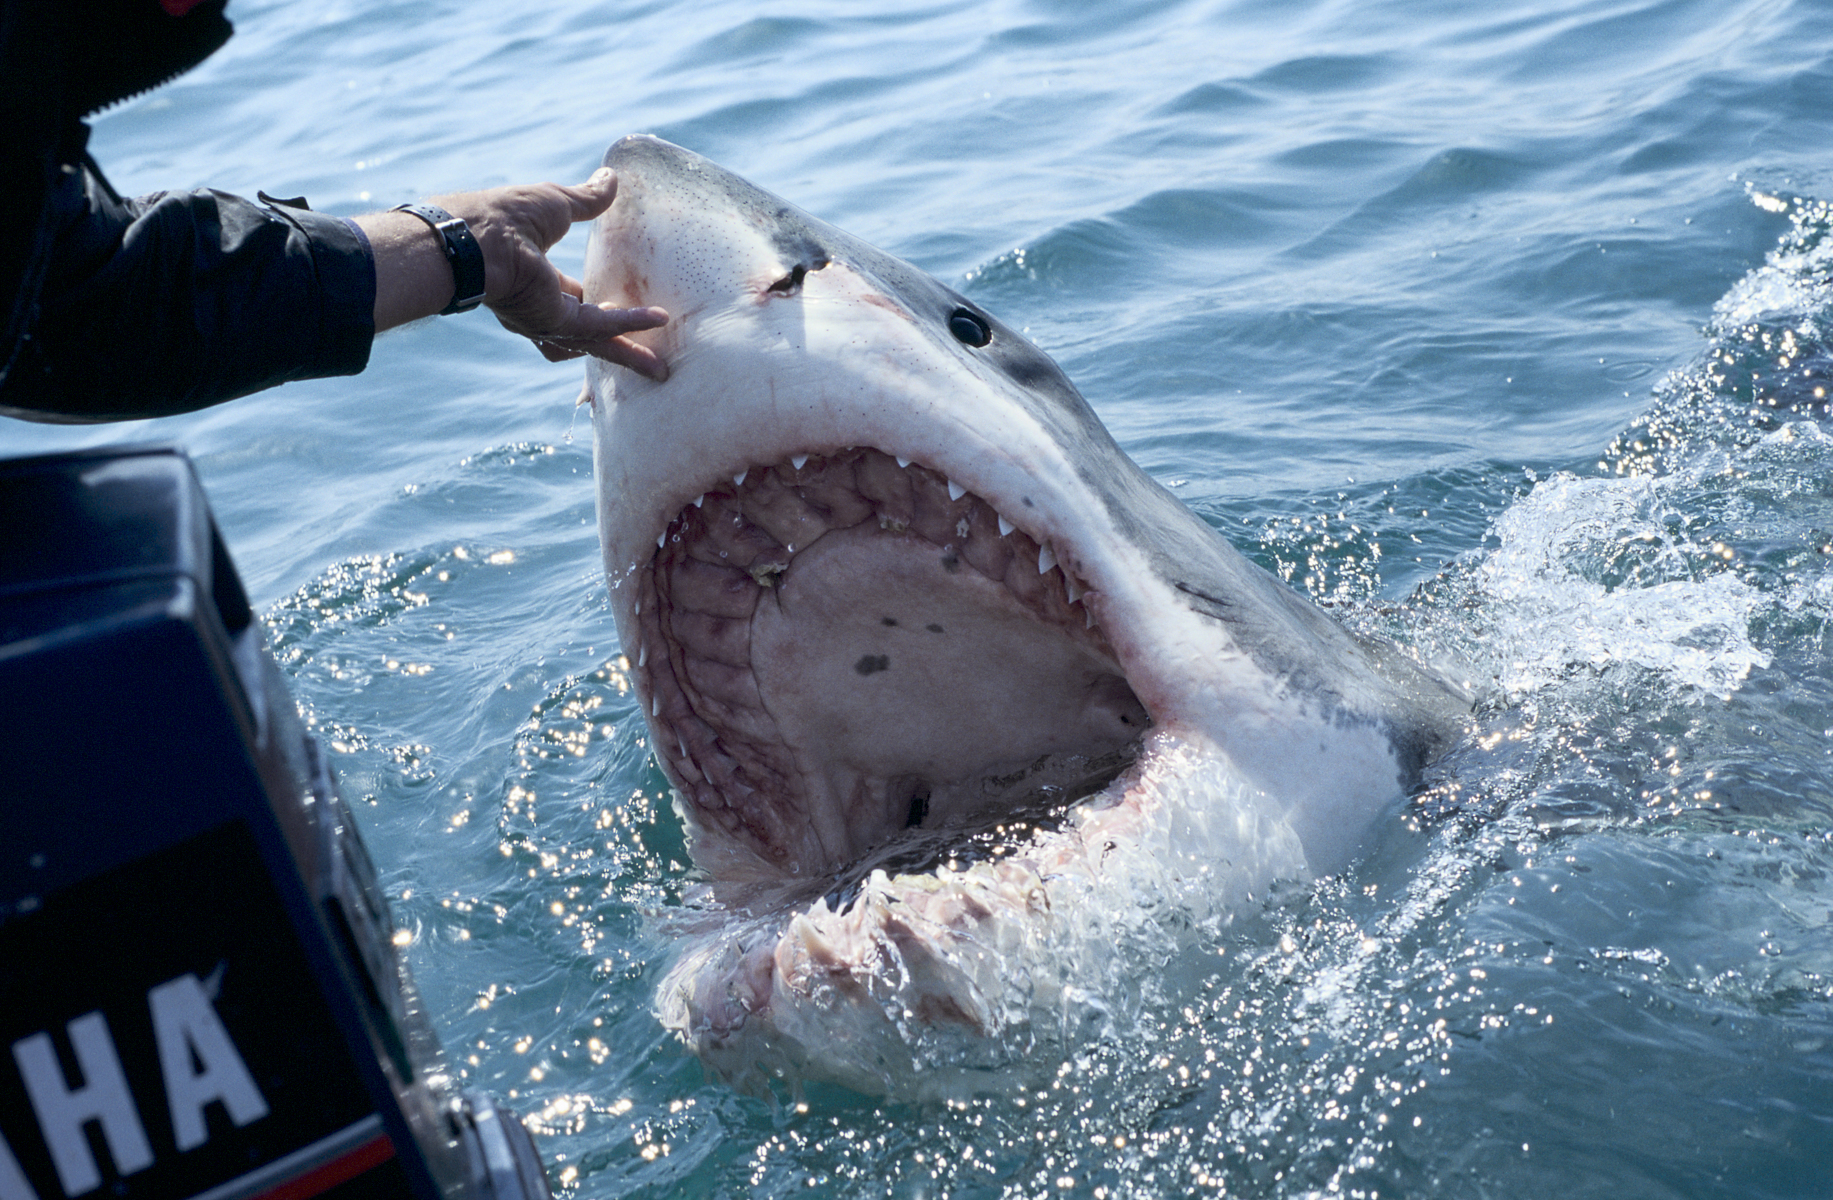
[855,293,913,321]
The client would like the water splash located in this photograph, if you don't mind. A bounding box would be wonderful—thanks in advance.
[1470,471,1769,701]
[656,732,1310,1099]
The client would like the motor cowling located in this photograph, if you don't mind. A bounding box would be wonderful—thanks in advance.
[0,446,547,1200]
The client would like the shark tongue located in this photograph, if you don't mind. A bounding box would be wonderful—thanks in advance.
[752,522,1146,863]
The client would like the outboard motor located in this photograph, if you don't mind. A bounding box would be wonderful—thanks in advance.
[0,446,548,1200]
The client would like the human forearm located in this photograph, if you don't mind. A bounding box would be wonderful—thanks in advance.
[355,207,464,331]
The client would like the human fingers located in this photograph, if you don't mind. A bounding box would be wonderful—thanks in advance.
[529,335,666,379]
[523,291,667,342]
[536,331,668,378]
[432,172,610,273]
[535,340,584,363]
[556,167,619,223]
[495,170,619,252]
[519,299,670,378]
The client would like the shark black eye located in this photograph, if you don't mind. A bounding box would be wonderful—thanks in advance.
[948,307,992,347]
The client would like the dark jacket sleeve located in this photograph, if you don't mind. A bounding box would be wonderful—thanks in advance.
[0,162,375,422]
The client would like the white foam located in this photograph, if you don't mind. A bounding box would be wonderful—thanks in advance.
[1710,195,1833,331]
[1474,473,1768,700]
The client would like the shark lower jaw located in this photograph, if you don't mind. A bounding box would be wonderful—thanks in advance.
[655,723,1301,1097]
[625,445,1156,888]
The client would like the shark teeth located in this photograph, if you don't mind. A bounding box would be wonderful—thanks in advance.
[637,643,647,667]
[665,447,1096,644]
[702,453,1072,595]
[791,913,836,962]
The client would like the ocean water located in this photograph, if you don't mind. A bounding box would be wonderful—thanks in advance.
[10,0,1833,1194]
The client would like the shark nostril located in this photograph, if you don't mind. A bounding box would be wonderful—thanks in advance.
[948,307,992,347]
[768,264,808,295]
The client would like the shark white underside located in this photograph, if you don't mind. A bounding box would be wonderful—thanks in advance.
[582,136,1470,1094]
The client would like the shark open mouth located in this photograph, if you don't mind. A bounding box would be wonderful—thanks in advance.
[633,446,1150,889]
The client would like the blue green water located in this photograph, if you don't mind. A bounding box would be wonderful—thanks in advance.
[10,0,1833,1194]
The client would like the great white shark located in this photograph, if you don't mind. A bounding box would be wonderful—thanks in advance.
[581,135,1472,1094]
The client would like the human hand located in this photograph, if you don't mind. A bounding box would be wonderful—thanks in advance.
[360,169,669,379]
[435,170,669,378]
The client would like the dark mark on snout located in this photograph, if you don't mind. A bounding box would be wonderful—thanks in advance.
[926,623,944,633]
[767,264,806,295]
[855,654,890,675]
[881,616,898,626]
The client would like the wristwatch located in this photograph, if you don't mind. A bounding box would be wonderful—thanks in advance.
[391,203,487,315]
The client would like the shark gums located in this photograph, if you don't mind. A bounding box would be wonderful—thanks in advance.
[580,136,1471,1095]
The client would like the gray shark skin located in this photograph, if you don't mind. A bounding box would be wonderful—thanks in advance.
[581,135,1470,1094]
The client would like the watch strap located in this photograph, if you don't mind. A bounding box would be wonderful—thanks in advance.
[391,203,486,315]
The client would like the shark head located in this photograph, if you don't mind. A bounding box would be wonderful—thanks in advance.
[583,135,1469,1093]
